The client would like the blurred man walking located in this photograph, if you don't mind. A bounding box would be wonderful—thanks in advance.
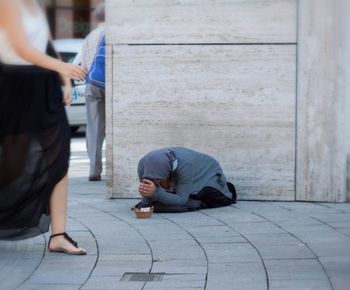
[81,4,105,181]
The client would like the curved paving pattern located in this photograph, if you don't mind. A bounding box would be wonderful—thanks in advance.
[2,198,349,290]
[1,138,349,290]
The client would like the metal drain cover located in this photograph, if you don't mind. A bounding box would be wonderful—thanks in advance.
[121,272,165,282]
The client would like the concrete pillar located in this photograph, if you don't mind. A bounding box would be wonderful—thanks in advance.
[106,0,297,200]
[346,1,350,202]
[296,0,350,202]
[106,0,350,202]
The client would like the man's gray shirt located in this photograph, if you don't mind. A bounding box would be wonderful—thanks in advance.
[138,147,232,206]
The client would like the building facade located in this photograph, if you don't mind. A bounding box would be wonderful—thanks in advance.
[105,0,350,202]
[43,0,103,39]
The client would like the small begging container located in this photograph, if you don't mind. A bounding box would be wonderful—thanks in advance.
[133,206,154,218]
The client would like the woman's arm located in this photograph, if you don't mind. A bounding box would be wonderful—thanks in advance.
[0,1,86,81]
[47,37,73,105]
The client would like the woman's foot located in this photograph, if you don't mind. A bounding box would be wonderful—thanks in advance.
[48,232,87,255]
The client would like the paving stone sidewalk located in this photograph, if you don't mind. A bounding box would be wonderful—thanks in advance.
[1,136,350,290]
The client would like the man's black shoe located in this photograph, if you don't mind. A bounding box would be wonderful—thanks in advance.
[89,175,101,181]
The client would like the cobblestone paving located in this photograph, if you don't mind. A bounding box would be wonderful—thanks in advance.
[1,136,350,290]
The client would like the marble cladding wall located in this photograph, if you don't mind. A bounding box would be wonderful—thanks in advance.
[348,89,350,202]
[106,0,297,44]
[296,0,349,202]
[106,0,298,200]
[346,2,350,201]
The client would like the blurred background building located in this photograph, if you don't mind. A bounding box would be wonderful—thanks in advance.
[43,0,103,39]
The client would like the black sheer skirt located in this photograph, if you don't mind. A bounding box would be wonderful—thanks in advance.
[0,63,70,240]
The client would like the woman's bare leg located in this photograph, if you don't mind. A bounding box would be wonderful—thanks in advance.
[48,175,86,254]
[50,175,68,234]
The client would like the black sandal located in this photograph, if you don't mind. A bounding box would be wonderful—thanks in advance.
[48,232,87,255]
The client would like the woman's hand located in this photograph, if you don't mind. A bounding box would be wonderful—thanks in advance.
[59,76,73,105]
[62,83,72,105]
[58,63,86,81]
[139,179,156,198]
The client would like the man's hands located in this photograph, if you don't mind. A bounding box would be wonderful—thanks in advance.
[138,179,156,198]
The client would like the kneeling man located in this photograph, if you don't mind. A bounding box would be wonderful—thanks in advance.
[137,147,236,213]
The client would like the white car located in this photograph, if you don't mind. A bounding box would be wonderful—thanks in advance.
[53,39,86,132]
